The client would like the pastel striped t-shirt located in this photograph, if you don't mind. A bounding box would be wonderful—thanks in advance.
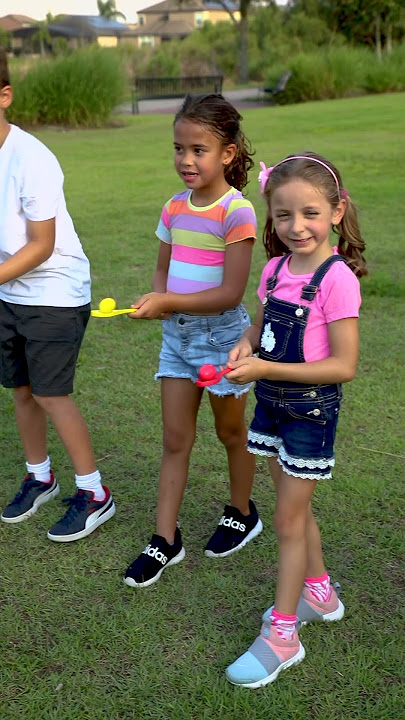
[155,187,257,294]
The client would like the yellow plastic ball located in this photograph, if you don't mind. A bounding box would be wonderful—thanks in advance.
[99,297,116,314]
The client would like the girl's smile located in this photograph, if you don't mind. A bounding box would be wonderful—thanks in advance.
[173,119,236,205]
[271,179,345,271]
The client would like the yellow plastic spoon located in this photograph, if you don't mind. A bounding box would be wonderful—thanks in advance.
[91,298,137,318]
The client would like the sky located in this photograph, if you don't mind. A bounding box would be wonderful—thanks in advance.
[1,0,287,24]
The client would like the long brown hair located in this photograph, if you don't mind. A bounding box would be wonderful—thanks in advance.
[174,93,254,192]
[262,151,367,277]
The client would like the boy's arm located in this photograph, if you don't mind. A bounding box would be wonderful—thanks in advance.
[0,219,55,285]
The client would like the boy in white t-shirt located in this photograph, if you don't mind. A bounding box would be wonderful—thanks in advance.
[0,49,115,541]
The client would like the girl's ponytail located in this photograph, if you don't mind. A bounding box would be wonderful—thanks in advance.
[334,196,368,278]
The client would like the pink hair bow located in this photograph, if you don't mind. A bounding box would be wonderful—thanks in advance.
[258,161,273,194]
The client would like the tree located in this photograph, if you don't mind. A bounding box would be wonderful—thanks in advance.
[213,0,279,84]
[0,27,11,51]
[32,13,55,57]
[314,0,405,55]
[97,0,127,21]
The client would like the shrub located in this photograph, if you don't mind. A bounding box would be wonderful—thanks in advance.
[363,44,405,93]
[265,45,405,104]
[176,21,238,78]
[8,46,127,127]
[142,50,180,78]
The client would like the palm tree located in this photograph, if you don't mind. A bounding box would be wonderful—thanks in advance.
[97,0,127,21]
[32,13,55,58]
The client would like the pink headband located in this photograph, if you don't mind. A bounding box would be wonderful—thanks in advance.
[258,157,348,199]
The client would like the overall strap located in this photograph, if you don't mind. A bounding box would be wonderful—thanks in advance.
[266,254,291,292]
[301,255,347,302]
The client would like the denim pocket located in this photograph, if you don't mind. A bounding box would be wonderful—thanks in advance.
[208,323,244,349]
[259,317,294,361]
[284,399,328,425]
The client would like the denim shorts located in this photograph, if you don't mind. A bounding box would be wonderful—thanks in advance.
[156,304,252,397]
[247,382,343,480]
[0,300,90,396]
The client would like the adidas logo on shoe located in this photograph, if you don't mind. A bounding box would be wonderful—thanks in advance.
[204,500,263,558]
[219,515,246,533]
[142,544,168,565]
[124,527,185,588]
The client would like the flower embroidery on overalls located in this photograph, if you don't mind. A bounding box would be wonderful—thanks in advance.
[261,322,276,353]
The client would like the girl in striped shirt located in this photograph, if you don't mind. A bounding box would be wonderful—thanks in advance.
[124,94,262,588]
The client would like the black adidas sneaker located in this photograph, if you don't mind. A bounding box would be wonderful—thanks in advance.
[1,472,60,523]
[204,499,263,558]
[124,526,185,588]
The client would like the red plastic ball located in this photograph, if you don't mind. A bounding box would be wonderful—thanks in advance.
[198,364,217,381]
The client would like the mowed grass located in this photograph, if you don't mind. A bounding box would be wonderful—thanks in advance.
[1,94,404,720]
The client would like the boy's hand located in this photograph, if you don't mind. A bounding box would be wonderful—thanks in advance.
[226,357,268,384]
[129,292,171,319]
[228,336,254,363]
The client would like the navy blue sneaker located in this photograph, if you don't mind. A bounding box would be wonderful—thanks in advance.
[47,486,115,542]
[204,499,263,558]
[1,472,60,523]
[124,526,185,588]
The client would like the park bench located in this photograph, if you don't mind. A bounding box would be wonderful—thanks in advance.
[263,70,292,104]
[131,75,224,114]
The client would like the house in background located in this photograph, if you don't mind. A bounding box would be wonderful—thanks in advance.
[133,0,239,47]
[0,14,36,52]
[10,15,131,54]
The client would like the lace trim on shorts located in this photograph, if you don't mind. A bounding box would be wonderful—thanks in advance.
[279,445,335,470]
[277,458,332,481]
[248,446,279,457]
[248,430,282,450]
[248,431,334,478]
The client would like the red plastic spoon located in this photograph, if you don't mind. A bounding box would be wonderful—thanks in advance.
[196,363,231,387]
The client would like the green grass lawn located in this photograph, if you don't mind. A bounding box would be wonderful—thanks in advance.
[1,93,404,720]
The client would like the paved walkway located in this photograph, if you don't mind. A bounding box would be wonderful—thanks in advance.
[117,86,267,115]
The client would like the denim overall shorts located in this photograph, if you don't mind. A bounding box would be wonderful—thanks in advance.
[248,254,346,480]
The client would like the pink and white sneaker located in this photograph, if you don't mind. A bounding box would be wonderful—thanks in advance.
[226,623,305,688]
[262,582,345,626]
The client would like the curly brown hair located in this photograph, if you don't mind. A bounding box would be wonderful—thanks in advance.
[0,48,10,89]
[262,151,367,277]
[174,93,254,193]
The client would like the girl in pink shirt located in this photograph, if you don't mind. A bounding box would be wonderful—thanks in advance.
[225,151,367,688]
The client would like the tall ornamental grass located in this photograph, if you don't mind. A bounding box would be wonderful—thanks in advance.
[7,46,126,127]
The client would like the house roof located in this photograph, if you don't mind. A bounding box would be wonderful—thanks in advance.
[132,16,195,37]
[138,0,238,14]
[50,15,129,36]
[0,14,35,32]
[138,0,205,14]
[204,1,238,10]
[12,15,131,39]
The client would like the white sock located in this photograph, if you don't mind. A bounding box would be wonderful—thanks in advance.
[26,456,51,484]
[75,470,105,501]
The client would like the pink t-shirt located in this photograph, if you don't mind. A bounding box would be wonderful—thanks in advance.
[257,248,361,362]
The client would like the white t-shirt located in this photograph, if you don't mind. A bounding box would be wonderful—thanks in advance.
[0,124,91,306]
